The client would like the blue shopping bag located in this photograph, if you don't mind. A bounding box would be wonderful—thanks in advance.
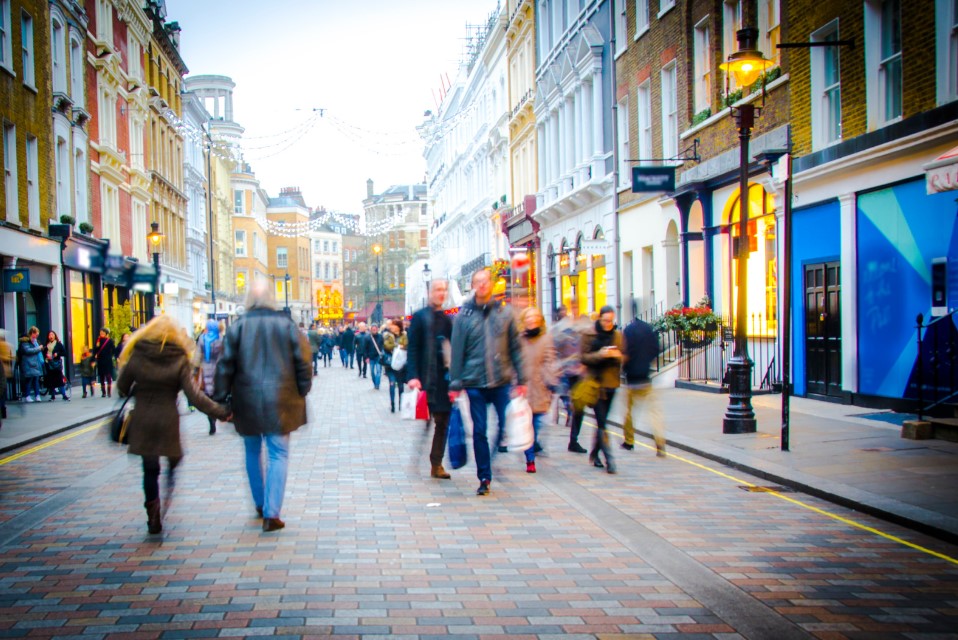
[448,405,468,469]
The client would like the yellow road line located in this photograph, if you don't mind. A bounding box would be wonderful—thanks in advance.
[0,420,106,466]
[590,419,958,566]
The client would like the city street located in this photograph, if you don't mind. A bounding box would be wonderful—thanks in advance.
[2,366,958,639]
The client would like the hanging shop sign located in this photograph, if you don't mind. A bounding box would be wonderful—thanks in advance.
[2,268,30,293]
[632,166,675,193]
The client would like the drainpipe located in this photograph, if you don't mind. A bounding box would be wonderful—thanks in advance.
[610,0,622,320]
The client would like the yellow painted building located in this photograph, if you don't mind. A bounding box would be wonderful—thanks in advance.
[266,186,312,325]
[230,162,269,306]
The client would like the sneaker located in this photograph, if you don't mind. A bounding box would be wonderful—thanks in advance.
[23,397,33,403]
[526,461,536,473]
[620,442,634,450]
[476,480,491,496]
[567,442,587,453]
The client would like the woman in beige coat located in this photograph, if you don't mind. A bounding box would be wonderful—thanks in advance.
[518,307,558,473]
[116,315,229,534]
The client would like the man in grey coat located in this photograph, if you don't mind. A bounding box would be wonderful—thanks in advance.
[214,280,313,531]
[449,268,526,496]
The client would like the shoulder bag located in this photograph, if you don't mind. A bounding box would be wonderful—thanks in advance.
[108,385,135,445]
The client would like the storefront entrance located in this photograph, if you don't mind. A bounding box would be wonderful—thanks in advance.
[804,261,842,398]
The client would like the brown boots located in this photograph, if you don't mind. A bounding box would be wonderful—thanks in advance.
[145,499,162,534]
[430,464,451,479]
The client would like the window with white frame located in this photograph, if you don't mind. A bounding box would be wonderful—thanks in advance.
[617,95,630,187]
[614,0,627,55]
[69,36,83,103]
[98,85,116,148]
[95,0,112,44]
[723,0,743,90]
[323,240,330,253]
[234,189,243,213]
[100,182,120,242]
[21,10,34,88]
[51,16,66,93]
[693,17,712,115]
[758,0,781,68]
[73,147,86,223]
[131,200,147,262]
[55,135,68,217]
[0,0,11,70]
[811,21,842,149]
[3,122,16,223]
[661,63,678,162]
[235,230,247,257]
[344,248,350,262]
[26,134,38,227]
[332,240,338,253]
[277,246,288,268]
[865,0,902,126]
[935,0,957,104]
[659,0,676,18]
[129,117,144,170]
[637,81,652,166]
[127,37,141,81]
[324,263,330,280]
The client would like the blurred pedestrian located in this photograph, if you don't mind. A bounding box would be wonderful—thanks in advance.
[192,319,224,435]
[580,306,624,474]
[17,327,43,402]
[365,323,385,390]
[214,280,312,532]
[342,324,355,368]
[622,315,665,456]
[0,330,13,425]
[78,345,96,398]
[407,279,453,479]
[94,328,115,398]
[307,323,322,374]
[449,268,526,496]
[518,306,558,474]
[354,322,368,378]
[42,330,69,401]
[116,315,230,535]
[382,319,407,412]
[551,307,588,452]
[320,330,335,368]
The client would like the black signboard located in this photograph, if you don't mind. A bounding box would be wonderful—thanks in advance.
[632,166,675,192]
[2,268,30,292]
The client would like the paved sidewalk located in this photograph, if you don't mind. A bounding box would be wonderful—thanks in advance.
[3,372,958,545]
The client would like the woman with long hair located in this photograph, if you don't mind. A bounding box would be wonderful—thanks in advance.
[382,318,408,413]
[116,315,229,534]
[518,307,558,473]
[43,330,70,401]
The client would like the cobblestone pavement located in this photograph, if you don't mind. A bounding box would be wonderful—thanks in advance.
[2,365,958,639]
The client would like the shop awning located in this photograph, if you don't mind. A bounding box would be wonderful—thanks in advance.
[924,145,958,194]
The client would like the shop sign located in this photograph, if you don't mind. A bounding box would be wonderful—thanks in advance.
[2,268,30,292]
[925,146,958,194]
[632,166,675,192]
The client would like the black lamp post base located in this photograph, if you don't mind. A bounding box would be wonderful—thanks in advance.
[723,356,756,433]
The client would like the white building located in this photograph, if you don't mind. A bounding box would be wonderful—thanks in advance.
[421,4,509,294]
[533,0,617,320]
[181,91,212,332]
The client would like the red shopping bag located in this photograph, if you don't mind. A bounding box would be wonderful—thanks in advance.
[415,389,430,421]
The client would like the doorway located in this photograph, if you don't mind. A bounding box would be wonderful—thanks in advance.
[804,262,842,397]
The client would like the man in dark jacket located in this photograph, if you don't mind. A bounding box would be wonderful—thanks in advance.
[214,280,313,532]
[354,322,369,378]
[449,268,526,496]
[621,316,665,456]
[364,324,385,390]
[407,279,453,479]
[306,324,322,374]
[341,325,355,368]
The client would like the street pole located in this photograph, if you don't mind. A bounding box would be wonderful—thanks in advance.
[206,120,216,319]
[284,272,290,315]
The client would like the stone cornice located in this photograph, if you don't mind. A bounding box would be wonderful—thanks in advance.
[116,0,151,46]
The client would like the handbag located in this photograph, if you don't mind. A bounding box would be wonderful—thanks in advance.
[570,377,601,412]
[108,389,135,444]
[390,347,407,371]
[415,387,430,421]
[447,405,468,469]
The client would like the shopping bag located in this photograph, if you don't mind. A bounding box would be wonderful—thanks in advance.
[108,393,134,445]
[503,396,534,451]
[447,405,468,469]
[400,388,418,420]
[390,347,407,371]
[455,392,473,437]
[415,387,430,420]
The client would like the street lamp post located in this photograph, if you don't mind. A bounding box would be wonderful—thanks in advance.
[372,243,382,324]
[719,27,773,434]
[147,221,163,316]
[422,262,431,309]
[284,272,290,316]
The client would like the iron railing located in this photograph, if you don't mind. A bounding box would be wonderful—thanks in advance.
[914,310,958,420]
[674,313,781,391]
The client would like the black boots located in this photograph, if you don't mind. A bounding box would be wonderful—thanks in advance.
[145,499,162,534]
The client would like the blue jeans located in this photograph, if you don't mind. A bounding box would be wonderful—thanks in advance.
[23,376,40,399]
[243,433,290,519]
[370,360,382,389]
[466,385,511,482]
[525,412,545,463]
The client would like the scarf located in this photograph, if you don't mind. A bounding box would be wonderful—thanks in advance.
[523,327,542,338]
[592,320,616,350]
[202,320,220,363]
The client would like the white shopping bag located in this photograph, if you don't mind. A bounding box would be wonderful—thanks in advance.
[455,392,473,437]
[504,396,534,451]
[400,388,418,420]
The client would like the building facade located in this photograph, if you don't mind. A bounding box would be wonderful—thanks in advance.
[230,161,269,316]
[308,211,347,327]
[266,186,312,325]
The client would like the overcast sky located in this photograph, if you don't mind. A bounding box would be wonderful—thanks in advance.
[165,0,499,214]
